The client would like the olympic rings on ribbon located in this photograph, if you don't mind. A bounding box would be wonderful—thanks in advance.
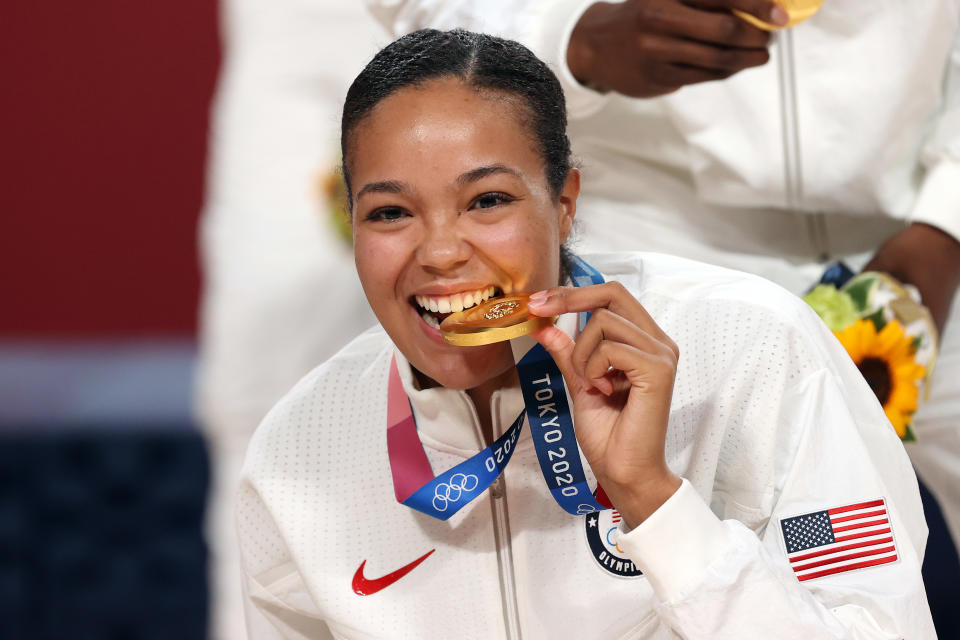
[431,473,480,512]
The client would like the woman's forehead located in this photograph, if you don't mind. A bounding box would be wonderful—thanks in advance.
[348,78,541,176]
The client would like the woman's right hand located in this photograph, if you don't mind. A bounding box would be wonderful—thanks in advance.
[567,0,786,98]
[528,282,682,529]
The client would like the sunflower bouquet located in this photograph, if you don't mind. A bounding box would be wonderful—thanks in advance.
[804,266,937,441]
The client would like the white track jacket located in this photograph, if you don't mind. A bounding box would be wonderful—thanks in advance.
[238,253,935,639]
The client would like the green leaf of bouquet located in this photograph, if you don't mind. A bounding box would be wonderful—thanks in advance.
[901,425,917,442]
[910,335,922,352]
[863,308,887,332]
[844,278,874,311]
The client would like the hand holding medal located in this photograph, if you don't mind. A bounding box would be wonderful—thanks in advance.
[420,261,682,526]
[566,0,783,99]
[526,282,682,529]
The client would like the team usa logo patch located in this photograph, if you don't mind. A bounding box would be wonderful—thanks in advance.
[584,509,643,578]
[779,498,899,582]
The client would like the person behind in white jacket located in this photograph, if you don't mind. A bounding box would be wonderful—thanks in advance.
[196,4,386,637]
[237,29,935,638]
[365,0,960,557]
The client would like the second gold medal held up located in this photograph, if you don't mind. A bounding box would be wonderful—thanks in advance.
[734,0,824,30]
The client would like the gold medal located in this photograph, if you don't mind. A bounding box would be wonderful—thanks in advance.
[734,0,824,31]
[440,293,556,346]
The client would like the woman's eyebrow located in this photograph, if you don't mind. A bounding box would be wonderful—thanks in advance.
[356,179,408,199]
[457,164,522,186]
[356,165,521,199]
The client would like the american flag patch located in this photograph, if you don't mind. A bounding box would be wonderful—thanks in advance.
[779,498,898,582]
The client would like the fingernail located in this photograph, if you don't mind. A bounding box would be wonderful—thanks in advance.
[528,291,551,308]
[770,4,789,26]
[529,290,549,302]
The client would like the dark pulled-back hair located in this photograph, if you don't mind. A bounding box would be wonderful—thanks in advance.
[340,28,572,207]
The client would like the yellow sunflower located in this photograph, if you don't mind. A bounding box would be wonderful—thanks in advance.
[834,319,926,438]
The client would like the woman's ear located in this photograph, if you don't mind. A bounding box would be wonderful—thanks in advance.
[558,168,580,243]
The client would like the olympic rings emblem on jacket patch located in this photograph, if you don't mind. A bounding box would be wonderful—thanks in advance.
[584,510,644,578]
[432,473,480,512]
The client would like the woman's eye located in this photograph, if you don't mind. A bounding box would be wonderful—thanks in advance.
[470,192,514,210]
[365,207,408,222]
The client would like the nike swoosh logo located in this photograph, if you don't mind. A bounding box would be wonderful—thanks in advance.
[352,549,435,596]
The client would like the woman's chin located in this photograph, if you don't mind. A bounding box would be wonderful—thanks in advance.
[410,346,514,391]
[385,306,514,389]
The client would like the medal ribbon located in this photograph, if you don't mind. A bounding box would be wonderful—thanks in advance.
[517,255,607,516]
[387,256,608,519]
[387,359,524,521]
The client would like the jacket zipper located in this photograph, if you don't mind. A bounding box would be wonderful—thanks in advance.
[488,394,523,640]
[777,29,830,261]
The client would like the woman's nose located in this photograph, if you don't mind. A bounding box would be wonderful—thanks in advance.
[416,216,471,272]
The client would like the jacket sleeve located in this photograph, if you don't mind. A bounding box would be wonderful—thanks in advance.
[237,482,335,640]
[363,0,612,118]
[908,12,960,242]
[617,364,935,638]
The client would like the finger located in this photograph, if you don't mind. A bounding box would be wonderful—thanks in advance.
[530,324,590,393]
[570,308,676,388]
[649,63,737,88]
[582,341,677,399]
[529,283,642,320]
[685,0,789,27]
[639,33,770,72]
[647,2,772,48]
[529,283,676,350]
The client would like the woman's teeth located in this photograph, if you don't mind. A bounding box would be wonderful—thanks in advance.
[415,286,496,315]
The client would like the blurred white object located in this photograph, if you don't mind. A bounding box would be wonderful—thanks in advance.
[196,2,386,638]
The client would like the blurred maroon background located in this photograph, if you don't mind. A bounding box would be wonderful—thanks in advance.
[1,0,220,337]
